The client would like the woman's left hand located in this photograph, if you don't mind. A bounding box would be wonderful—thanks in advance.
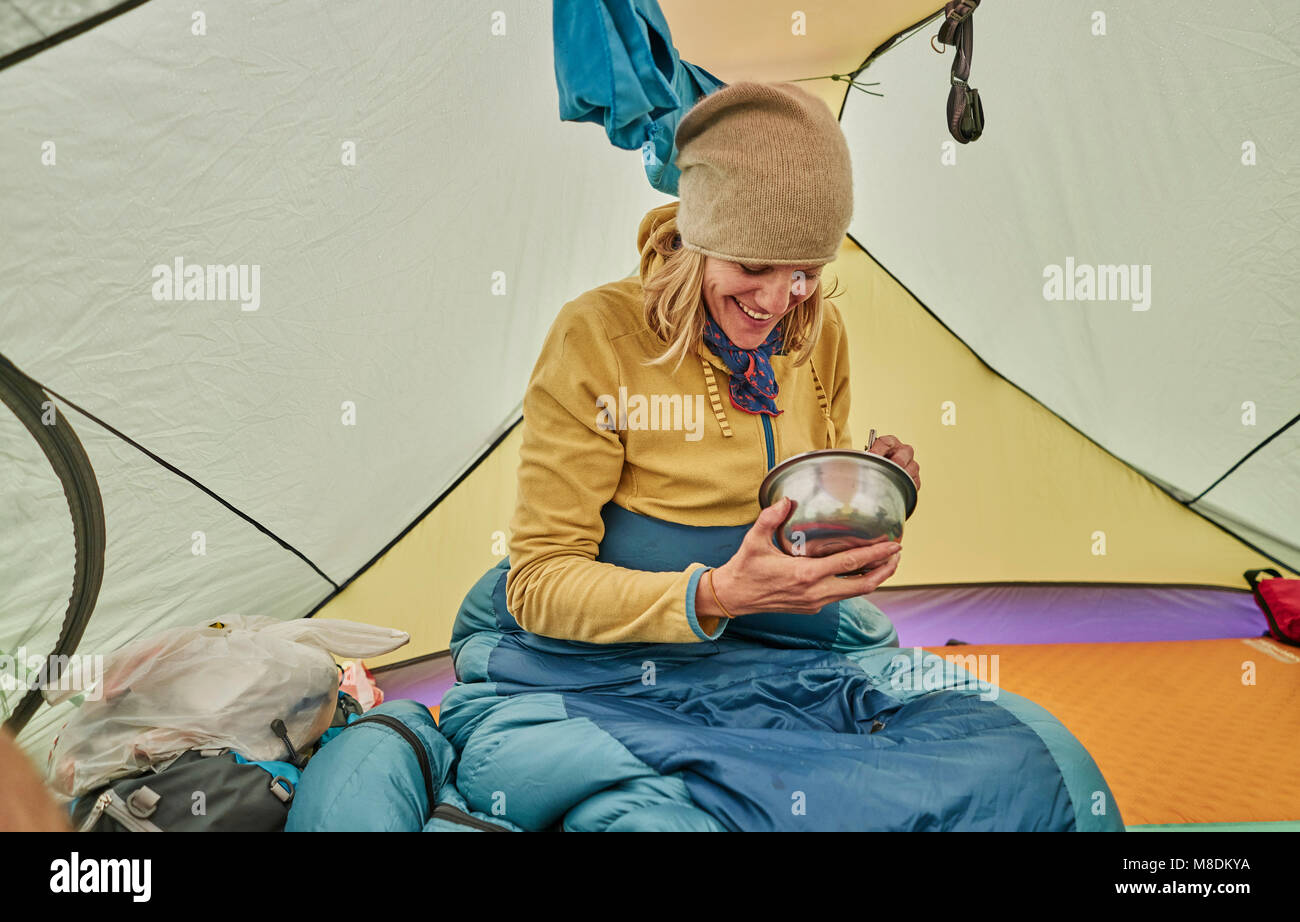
[867,434,920,490]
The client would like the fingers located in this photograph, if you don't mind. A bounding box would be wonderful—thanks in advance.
[809,539,900,580]
[817,550,901,602]
[783,549,902,613]
[886,443,913,469]
[867,434,920,490]
[872,436,912,467]
[841,550,901,593]
[866,434,900,456]
[749,496,795,546]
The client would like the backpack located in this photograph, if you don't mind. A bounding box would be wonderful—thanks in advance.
[69,750,300,832]
[69,691,363,832]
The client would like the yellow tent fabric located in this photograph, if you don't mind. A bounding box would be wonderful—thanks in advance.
[660,0,944,115]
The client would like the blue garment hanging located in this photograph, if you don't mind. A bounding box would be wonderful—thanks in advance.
[553,0,727,194]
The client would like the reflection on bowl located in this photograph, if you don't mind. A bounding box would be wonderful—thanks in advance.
[758,449,918,570]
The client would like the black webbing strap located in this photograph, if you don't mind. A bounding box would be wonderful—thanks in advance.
[937,0,985,143]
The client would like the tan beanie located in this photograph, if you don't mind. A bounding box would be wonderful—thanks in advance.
[673,81,854,266]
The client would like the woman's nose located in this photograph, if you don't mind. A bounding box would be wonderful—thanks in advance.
[753,275,799,315]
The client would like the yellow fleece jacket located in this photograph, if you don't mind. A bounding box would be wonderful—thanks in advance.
[505,201,855,644]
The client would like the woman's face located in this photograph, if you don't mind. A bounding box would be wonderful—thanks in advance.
[701,257,822,350]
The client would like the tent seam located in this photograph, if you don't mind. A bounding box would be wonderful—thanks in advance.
[0,0,154,73]
[0,359,340,590]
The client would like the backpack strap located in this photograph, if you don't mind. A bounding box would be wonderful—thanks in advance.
[936,0,985,143]
[1244,568,1282,591]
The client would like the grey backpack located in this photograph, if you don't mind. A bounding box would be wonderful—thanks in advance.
[69,692,364,832]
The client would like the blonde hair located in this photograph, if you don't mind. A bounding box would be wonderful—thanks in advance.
[640,220,842,373]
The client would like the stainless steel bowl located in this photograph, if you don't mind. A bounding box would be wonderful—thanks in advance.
[758,449,918,565]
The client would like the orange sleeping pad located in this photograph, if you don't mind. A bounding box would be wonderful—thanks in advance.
[925,637,1300,827]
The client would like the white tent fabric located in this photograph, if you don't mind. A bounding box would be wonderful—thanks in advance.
[1,0,668,747]
[841,0,1299,569]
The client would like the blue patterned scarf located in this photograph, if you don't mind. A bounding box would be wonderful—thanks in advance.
[702,309,785,417]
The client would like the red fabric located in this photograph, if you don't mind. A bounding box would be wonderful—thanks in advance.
[1247,569,1300,646]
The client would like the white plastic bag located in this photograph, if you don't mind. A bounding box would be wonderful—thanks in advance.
[45,615,408,797]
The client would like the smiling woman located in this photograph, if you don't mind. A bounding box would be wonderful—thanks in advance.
[434,81,1121,832]
[639,218,842,378]
[505,80,880,644]
[708,260,821,344]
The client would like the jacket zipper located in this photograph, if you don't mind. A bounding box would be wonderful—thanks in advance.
[345,714,435,806]
[761,415,775,470]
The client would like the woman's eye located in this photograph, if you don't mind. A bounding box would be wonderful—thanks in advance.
[740,265,766,275]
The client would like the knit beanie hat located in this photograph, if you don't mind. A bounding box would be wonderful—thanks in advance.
[673,81,854,266]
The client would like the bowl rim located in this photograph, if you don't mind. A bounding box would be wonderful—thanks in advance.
[757,448,919,519]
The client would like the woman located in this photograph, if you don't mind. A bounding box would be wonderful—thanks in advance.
[438,82,1122,832]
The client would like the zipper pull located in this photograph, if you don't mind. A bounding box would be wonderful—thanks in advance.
[270,719,303,768]
[78,792,113,832]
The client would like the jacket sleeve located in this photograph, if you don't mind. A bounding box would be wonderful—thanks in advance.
[504,301,724,644]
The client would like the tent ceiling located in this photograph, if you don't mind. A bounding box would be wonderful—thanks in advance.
[661,0,943,112]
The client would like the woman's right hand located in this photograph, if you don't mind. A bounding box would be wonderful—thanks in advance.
[697,497,902,618]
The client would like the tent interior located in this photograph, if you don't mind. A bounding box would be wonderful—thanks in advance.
[2,0,1297,831]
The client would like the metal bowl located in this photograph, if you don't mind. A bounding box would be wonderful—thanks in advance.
[758,449,917,565]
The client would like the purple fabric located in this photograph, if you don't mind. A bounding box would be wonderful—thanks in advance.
[372,587,1267,699]
[871,584,1269,647]
[373,655,457,708]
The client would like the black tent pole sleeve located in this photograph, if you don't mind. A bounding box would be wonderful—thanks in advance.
[0,353,106,737]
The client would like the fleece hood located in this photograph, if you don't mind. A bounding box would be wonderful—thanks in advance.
[637,200,684,288]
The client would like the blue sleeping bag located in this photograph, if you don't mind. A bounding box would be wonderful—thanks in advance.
[436,502,1126,832]
[286,699,519,832]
